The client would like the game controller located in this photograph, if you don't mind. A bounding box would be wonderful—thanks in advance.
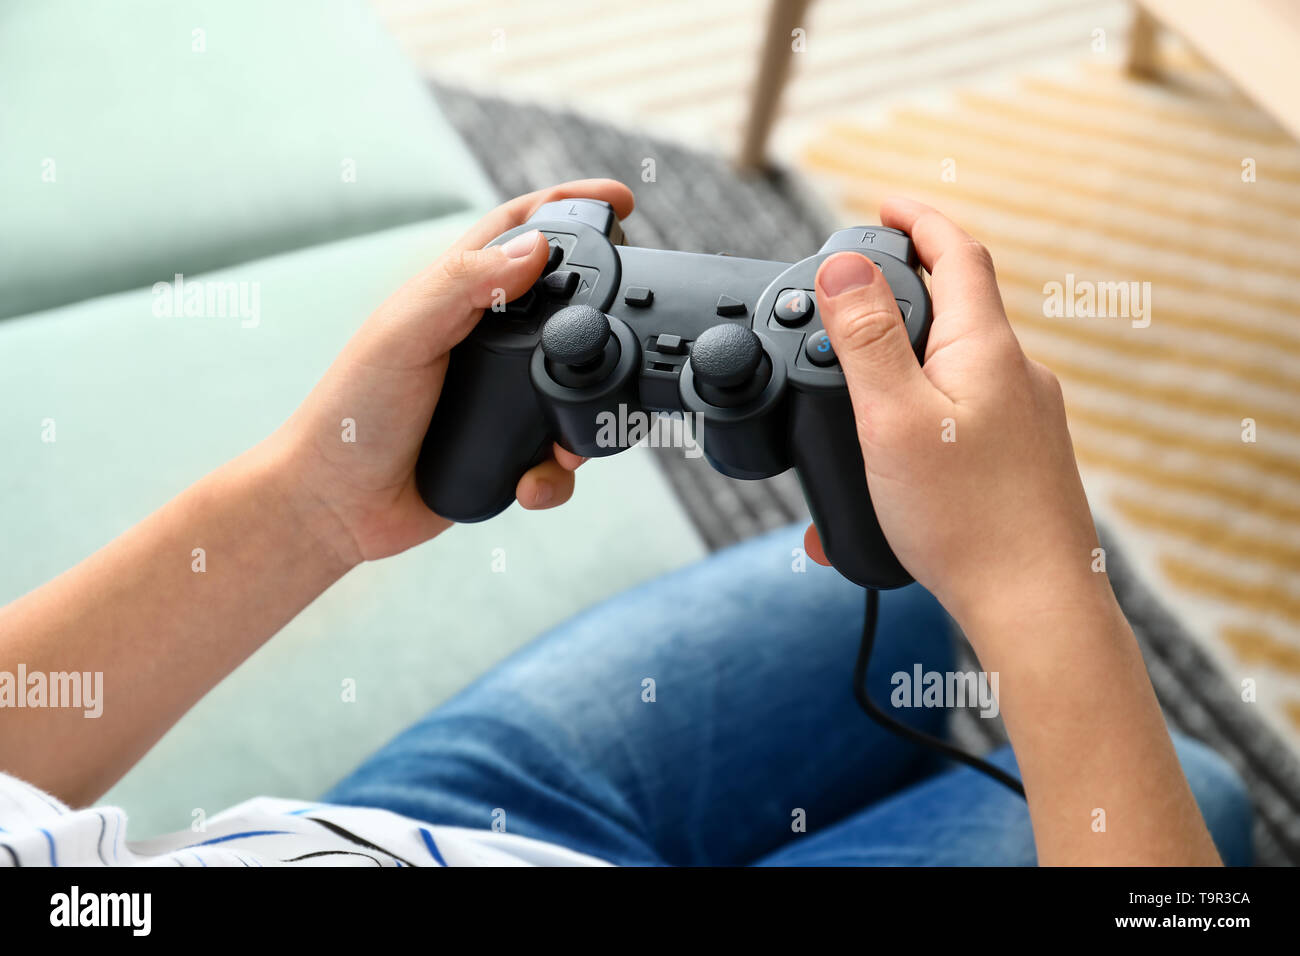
[416,199,932,588]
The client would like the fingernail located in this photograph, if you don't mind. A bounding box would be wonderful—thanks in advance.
[502,229,541,259]
[533,482,554,507]
[819,254,876,297]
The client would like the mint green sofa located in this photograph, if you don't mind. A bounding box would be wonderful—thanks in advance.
[0,0,704,835]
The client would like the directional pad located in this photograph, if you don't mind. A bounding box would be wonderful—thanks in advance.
[503,289,536,315]
[544,243,565,274]
[542,270,580,299]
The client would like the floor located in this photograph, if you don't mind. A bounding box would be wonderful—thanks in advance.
[371,0,1132,159]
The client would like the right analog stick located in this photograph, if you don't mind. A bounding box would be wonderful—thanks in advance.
[690,323,771,407]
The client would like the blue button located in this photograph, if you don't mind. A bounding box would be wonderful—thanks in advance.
[805,330,837,367]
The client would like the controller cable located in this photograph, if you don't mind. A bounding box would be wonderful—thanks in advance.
[854,589,1027,798]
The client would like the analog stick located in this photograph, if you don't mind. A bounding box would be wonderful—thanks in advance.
[541,305,610,366]
[692,323,761,386]
[690,323,771,407]
[540,305,620,387]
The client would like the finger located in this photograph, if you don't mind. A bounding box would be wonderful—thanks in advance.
[815,252,929,420]
[878,197,1009,338]
[451,179,636,254]
[803,524,831,567]
[365,227,551,364]
[516,458,577,510]
[366,180,636,364]
[551,444,587,472]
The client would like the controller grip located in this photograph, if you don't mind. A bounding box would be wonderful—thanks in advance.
[416,341,551,523]
[789,389,912,589]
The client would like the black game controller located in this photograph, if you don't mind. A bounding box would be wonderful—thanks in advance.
[416,199,932,588]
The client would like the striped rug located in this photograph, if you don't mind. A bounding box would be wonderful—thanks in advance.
[798,51,1300,756]
[372,0,1132,157]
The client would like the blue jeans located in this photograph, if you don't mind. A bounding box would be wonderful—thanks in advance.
[324,524,1253,865]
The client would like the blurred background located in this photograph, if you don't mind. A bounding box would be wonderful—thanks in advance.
[374,0,1136,156]
[2,0,1298,861]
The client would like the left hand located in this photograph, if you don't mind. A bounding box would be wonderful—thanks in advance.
[275,179,636,566]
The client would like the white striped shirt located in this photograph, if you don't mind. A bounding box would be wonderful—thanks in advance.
[0,772,607,867]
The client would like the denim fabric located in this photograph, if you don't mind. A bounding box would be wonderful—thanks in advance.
[324,524,1253,866]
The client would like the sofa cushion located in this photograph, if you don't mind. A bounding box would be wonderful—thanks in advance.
[0,0,496,320]
[0,215,706,834]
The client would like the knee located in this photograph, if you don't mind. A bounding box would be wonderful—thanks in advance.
[1172,733,1254,866]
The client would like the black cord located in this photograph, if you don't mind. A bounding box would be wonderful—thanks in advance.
[854,589,1027,799]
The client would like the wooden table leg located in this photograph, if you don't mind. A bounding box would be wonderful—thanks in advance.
[1126,3,1160,76]
[737,0,812,171]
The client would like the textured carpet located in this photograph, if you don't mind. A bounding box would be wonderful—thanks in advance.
[377,0,1131,158]
[433,82,1300,865]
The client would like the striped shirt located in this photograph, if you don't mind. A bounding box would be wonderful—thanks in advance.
[0,772,607,867]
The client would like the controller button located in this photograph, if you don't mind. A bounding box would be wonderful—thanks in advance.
[544,243,565,274]
[804,330,838,367]
[818,226,919,268]
[542,270,580,299]
[532,199,619,237]
[715,294,747,317]
[624,286,654,308]
[503,289,536,315]
[654,333,687,355]
[774,288,815,326]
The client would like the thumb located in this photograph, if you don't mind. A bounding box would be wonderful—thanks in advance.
[815,252,927,415]
[362,227,550,366]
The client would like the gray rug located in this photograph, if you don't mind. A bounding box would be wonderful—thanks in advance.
[433,83,1300,866]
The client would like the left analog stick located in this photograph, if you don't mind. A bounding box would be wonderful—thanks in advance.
[541,305,619,387]
[542,305,611,367]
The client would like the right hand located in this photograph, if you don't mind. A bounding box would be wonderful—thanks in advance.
[802,199,1111,638]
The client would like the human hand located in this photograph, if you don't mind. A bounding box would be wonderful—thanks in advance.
[803,199,1111,636]
[274,179,636,567]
